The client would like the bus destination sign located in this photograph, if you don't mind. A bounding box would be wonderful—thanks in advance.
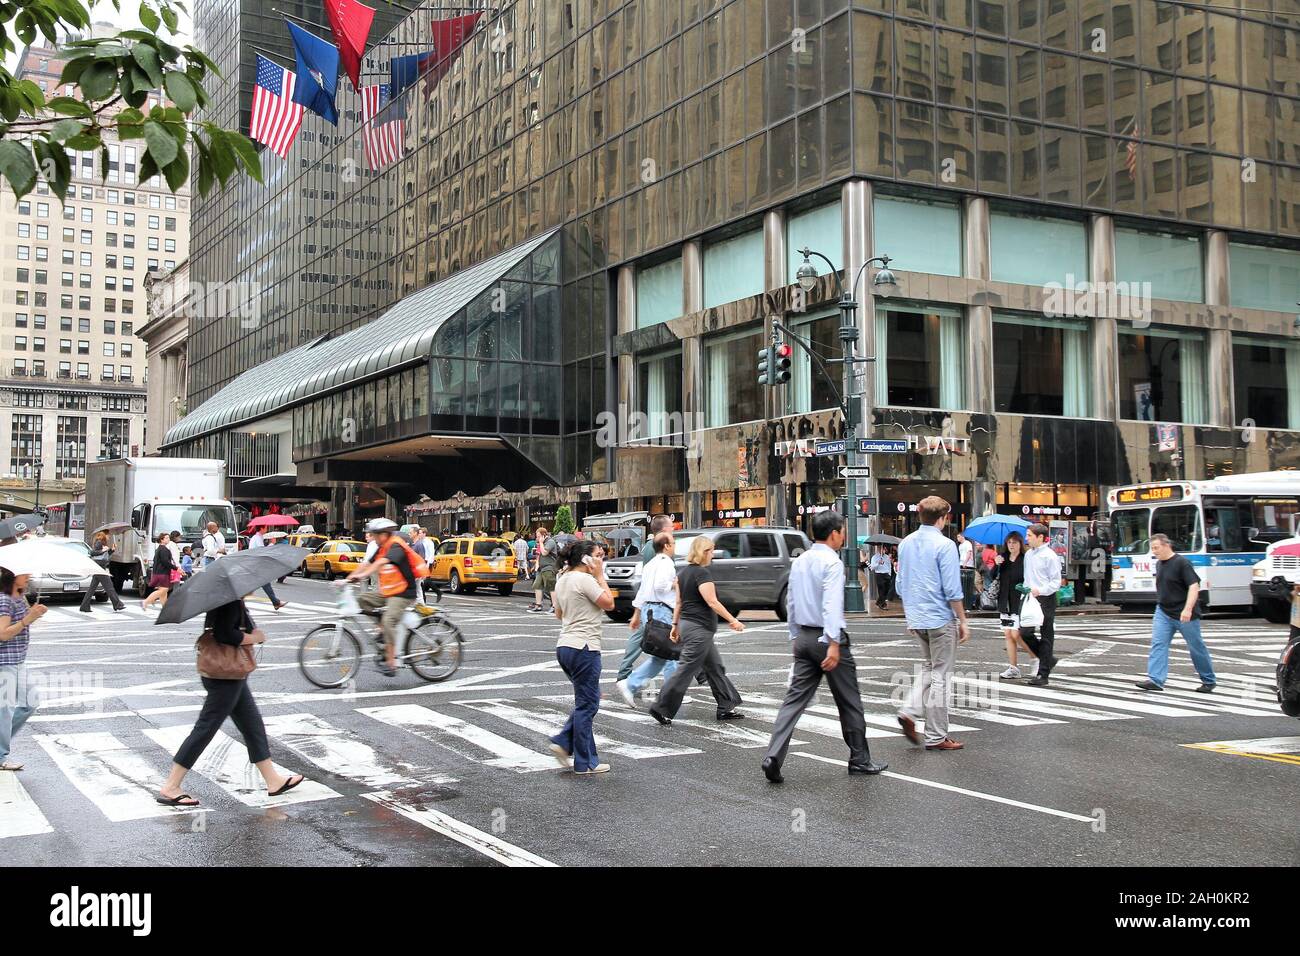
[1116,485,1183,504]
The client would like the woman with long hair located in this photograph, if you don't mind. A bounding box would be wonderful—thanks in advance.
[142,531,175,611]
[648,535,745,726]
[0,566,47,771]
[548,539,615,774]
[991,532,1038,680]
[80,530,126,612]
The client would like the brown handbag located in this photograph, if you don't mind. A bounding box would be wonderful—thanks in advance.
[195,628,260,680]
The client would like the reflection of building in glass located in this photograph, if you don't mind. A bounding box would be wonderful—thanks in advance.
[170,1,1300,537]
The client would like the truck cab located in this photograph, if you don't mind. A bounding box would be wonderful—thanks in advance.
[117,499,238,592]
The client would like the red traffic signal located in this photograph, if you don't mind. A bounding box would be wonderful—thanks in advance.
[773,342,793,384]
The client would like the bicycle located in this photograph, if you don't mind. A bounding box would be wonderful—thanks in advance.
[297,581,463,688]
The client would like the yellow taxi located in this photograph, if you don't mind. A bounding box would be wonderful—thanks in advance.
[430,536,517,595]
[302,539,366,580]
[289,532,328,553]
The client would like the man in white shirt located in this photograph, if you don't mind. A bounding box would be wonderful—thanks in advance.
[616,531,679,707]
[201,521,226,567]
[1019,523,1062,686]
[246,527,286,610]
[957,532,976,610]
[511,533,529,581]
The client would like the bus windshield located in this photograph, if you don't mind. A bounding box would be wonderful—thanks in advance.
[1112,509,1149,554]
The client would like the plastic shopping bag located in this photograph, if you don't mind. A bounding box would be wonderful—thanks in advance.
[1019,594,1044,629]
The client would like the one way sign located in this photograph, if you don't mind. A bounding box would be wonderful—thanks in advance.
[838,466,871,479]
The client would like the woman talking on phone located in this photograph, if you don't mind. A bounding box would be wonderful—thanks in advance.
[549,539,615,775]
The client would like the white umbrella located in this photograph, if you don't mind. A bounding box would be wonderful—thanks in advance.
[0,539,110,578]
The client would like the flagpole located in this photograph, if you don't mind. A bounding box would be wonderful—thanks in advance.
[252,46,295,68]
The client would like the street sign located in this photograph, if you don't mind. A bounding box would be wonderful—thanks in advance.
[814,439,847,456]
[838,466,871,479]
[858,439,909,454]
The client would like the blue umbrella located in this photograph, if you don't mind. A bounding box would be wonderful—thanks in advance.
[962,514,1031,547]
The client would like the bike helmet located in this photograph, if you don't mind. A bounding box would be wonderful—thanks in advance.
[365,518,399,534]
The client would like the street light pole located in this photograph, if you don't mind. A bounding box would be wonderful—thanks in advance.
[33,461,43,511]
[795,248,899,614]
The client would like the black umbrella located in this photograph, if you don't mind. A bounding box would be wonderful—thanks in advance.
[155,546,309,625]
[864,533,902,545]
[0,513,45,540]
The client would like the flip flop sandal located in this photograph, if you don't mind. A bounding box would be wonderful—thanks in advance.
[155,793,199,807]
[268,775,304,797]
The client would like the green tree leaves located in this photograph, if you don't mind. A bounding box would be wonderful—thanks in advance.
[0,0,261,200]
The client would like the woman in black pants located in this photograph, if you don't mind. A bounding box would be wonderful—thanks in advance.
[80,531,126,613]
[156,599,303,806]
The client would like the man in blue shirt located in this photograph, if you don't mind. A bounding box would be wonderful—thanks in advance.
[761,510,887,783]
[895,495,970,751]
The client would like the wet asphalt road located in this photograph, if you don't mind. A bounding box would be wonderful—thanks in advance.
[5,575,1298,867]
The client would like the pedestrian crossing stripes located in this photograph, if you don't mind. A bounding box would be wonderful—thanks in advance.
[7,669,1295,843]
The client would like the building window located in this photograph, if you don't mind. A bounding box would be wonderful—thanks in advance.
[1118,327,1207,424]
[990,210,1088,286]
[32,337,44,352]
[1228,243,1300,313]
[993,314,1091,416]
[13,336,26,351]
[786,310,844,415]
[1114,226,1203,303]
[874,305,965,409]
[1232,335,1300,430]
[702,228,764,309]
[10,414,42,472]
[704,326,764,427]
[56,416,87,478]
[636,256,683,329]
[101,417,129,458]
[874,194,962,277]
[635,349,683,439]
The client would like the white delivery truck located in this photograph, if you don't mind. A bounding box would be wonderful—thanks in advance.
[84,458,238,594]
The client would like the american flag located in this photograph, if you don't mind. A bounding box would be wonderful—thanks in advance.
[251,54,304,158]
[361,83,405,170]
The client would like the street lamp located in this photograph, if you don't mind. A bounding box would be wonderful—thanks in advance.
[793,246,899,613]
[32,461,43,511]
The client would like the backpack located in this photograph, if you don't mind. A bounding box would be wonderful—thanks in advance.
[378,538,430,596]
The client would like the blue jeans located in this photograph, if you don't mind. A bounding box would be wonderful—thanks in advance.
[1147,607,1217,687]
[616,601,673,681]
[552,646,602,771]
[0,663,39,764]
[628,655,678,695]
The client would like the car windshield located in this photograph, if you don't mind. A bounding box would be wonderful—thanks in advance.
[473,541,512,557]
[154,505,236,540]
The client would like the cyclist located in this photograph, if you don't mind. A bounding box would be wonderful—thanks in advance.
[347,518,421,678]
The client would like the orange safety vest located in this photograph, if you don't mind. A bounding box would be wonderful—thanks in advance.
[378,539,428,597]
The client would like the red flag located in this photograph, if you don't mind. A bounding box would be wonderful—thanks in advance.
[324,0,376,92]
[420,12,483,98]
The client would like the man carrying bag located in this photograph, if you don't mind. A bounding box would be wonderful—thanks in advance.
[616,531,680,706]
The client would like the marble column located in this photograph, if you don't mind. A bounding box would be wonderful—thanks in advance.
[1204,230,1234,427]
[1089,214,1119,422]
[682,240,703,315]
[962,196,995,416]
[841,179,874,415]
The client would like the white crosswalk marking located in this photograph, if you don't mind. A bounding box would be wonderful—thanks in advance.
[360,703,558,773]
[455,698,703,760]
[571,696,783,748]
[1052,675,1281,717]
[263,712,458,788]
[143,724,341,808]
[952,675,1217,718]
[34,731,202,822]
[0,771,53,839]
[735,698,901,739]
[363,791,557,866]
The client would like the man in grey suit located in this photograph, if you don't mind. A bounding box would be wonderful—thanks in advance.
[761,510,888,783]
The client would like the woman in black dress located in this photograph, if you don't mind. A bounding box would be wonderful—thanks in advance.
[141,532,175,611]
[991,532,1038,680]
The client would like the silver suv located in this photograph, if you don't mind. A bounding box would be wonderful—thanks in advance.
[602,526,812,622]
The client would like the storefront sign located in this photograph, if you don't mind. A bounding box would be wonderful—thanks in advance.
[797,504,833,516]
[908,435,970,455]
[1009,505,1077,517]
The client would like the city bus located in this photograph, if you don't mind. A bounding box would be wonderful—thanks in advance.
[1107,472,1300,612]
[43,500,86,542]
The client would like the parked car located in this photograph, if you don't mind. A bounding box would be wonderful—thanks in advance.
[601,526,811,623]
[429,536,517,595]
[24,535,102,602]
[302,539,366,580]
[1250,537,1300,623]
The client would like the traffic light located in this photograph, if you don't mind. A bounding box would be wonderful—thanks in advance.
[756,346,772,386]
[857,496,876,517]
[773,342,793,384]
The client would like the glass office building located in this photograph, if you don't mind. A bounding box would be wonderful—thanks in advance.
[167,0,1300,535]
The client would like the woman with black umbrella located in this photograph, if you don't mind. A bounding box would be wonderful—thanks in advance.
[155,598,303,806]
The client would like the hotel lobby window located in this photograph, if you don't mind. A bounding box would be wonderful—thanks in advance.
[787,310,843,415]
[636,349,683,439]
[1114,226,1203,303]
[1232,335,1300,430]
[873,194,962,277]
[989,209,1088,287]
[704,326,764,427]
[993,314,1090,416]
[1228,243,1300,313]
[703,228,763,309]
[1118,327,1206,424]
[636,256,682,329]
[874,304,964,410]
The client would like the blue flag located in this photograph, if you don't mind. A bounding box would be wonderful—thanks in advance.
[389,52,429,97]
[287,20,341,126]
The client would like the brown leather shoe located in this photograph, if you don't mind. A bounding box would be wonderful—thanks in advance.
[897,714,920,745]
[925,737,965,751]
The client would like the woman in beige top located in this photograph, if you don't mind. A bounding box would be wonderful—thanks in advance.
[549,539,614,774]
